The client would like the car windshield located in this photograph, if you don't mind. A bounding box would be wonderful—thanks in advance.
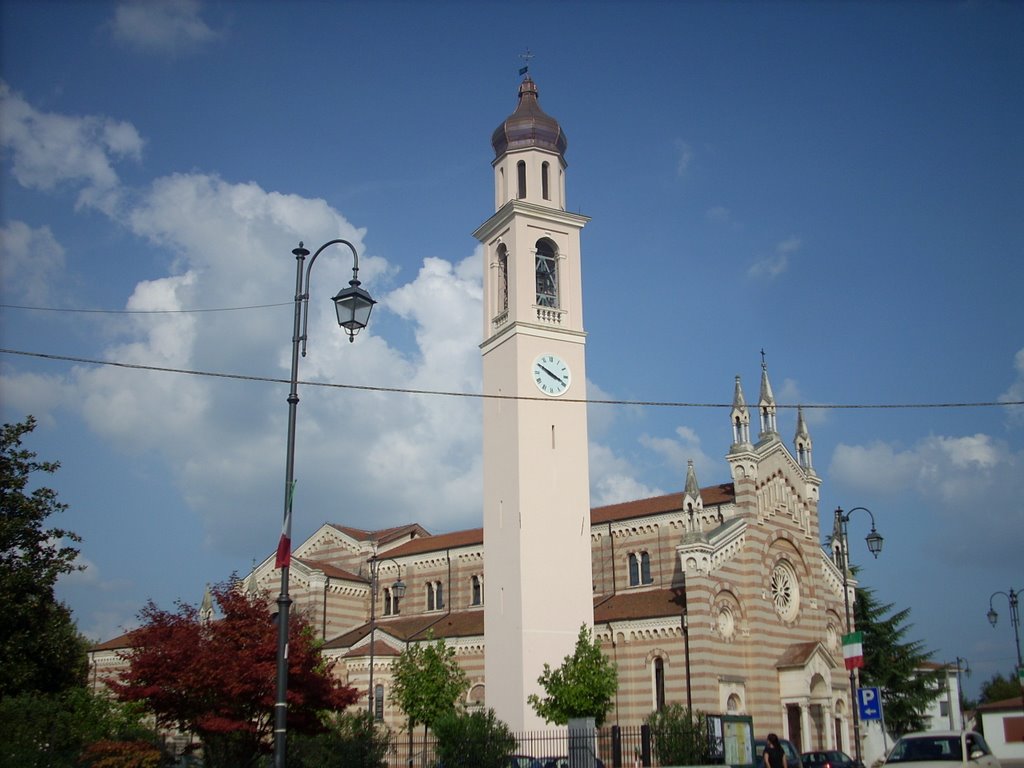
[888,737,963,762]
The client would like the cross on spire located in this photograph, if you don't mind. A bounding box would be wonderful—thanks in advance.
[518,48,534,76]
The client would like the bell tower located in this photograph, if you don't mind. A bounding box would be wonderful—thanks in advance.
[474,75,593,730]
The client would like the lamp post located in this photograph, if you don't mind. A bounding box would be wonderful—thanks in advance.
[986,587,1024,716]
[367,554,406,718]
[672,575,693,713]
[954,657,970,729]
[833,506,883,768]
[274,240,375,768]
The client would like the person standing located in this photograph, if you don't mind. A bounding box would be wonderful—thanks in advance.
[764,734,789,768]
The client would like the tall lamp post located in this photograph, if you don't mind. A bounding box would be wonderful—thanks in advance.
[672,576,693,713]
[986,587,1024,716]
[274,240,375,768]
[954,657,970,729]
[833,506,883,768]
[367,554,406,718]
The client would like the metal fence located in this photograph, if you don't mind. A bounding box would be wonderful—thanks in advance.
[386,724,657,768]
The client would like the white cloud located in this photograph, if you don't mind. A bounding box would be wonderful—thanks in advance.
[675,140,692,177]
[0,371,74,427]
[588,443,664,507]
[0,82,143,214]
[111,0,217,54]
[999,346,1024,425]
[18,160,486,549]
[747,236,800,280]
[0,221,66,304]
[829,432,1023,564]
[705,206,732,224]
[639,424,715,481]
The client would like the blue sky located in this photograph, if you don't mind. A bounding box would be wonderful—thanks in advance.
[1,1,1022,701]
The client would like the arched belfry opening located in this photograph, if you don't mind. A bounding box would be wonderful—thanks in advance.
[535,239,558,308]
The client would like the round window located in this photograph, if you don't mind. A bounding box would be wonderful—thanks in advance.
[770,561,800,621]
[717,605,735,639]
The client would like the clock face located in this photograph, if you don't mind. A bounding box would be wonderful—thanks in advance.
[532,353,571,396]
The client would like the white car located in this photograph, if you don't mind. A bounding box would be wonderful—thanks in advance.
[884,731,1000,768]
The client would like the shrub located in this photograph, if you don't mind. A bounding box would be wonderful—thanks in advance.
[646,704,710,766]
[288,710,391,768]
[433,709,517,768]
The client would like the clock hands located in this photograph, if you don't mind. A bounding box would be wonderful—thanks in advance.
[538,364,566,385]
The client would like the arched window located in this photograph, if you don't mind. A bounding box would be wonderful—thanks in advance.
[471,575,483,606]
[654,657,666,712]
[628,552,653,587]
[383,587,400,616]
[497,245,508,312]
[374,684,384,720]
[542,161,550,200]
[517,160,527,199]
[535,240,558,308]
[427,581,444,612]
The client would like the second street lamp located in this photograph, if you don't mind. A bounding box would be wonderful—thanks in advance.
[986,587,1023,717]
[273,239,375,768]
[367,553,406,718]
[833,505,883,768]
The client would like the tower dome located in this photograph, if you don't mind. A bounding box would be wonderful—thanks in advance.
[491,76,568,160]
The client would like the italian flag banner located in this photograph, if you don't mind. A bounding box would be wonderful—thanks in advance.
[843,631,864,670]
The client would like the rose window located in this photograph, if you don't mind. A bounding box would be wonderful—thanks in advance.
[770,561,800,621]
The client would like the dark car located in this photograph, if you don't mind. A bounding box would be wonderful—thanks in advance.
[539,757,605,768]
[507,757,544,768]
[802,750,859,768]
[755,739,805,768]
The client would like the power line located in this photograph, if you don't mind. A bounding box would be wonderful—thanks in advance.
[3,347,1022,411]
[0,301,291,315]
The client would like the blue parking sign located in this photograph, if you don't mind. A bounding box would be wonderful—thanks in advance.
[858,687,882,721]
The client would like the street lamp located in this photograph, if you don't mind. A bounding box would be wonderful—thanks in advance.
[274,240,375,768]
[367,553,406,718]
[672,576,693,713]
[954,657,970,729]
[832,506,883,768]
[986,587,1023,716]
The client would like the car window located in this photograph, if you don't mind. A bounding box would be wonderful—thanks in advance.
[888,737,963,763]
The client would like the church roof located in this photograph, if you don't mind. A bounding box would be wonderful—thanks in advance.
[491,76,568,160]
[594,588,685,622]
[294,557,363,582]
[592,483,735,525]
[775,640,835,669]
[328,522,429,545]
[324,611,485,649]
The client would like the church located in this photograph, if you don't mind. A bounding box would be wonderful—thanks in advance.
[241,73,855,752]
[92,74,858,757]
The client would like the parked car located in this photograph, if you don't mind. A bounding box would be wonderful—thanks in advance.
[539,757,605,768]
[755,738,805,768]
[507,757,544,768]
[883,731,1000,768]
[802,750,859,768]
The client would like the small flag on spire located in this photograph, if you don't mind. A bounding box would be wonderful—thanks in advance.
[519,66,529,76]
[843,631,864,670]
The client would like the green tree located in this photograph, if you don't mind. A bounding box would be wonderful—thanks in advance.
[112,580,357,768]
[390,633,470,739]
[433,709,517,768]
[855,582,943,737]
[527,624,618,727]
[977,671,1021,704]
[288,710,391,768]
[646,704,710,766]
[0,686,161,768]
[0,416,89,697]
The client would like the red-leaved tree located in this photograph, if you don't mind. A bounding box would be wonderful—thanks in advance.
[111,579,356,768]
